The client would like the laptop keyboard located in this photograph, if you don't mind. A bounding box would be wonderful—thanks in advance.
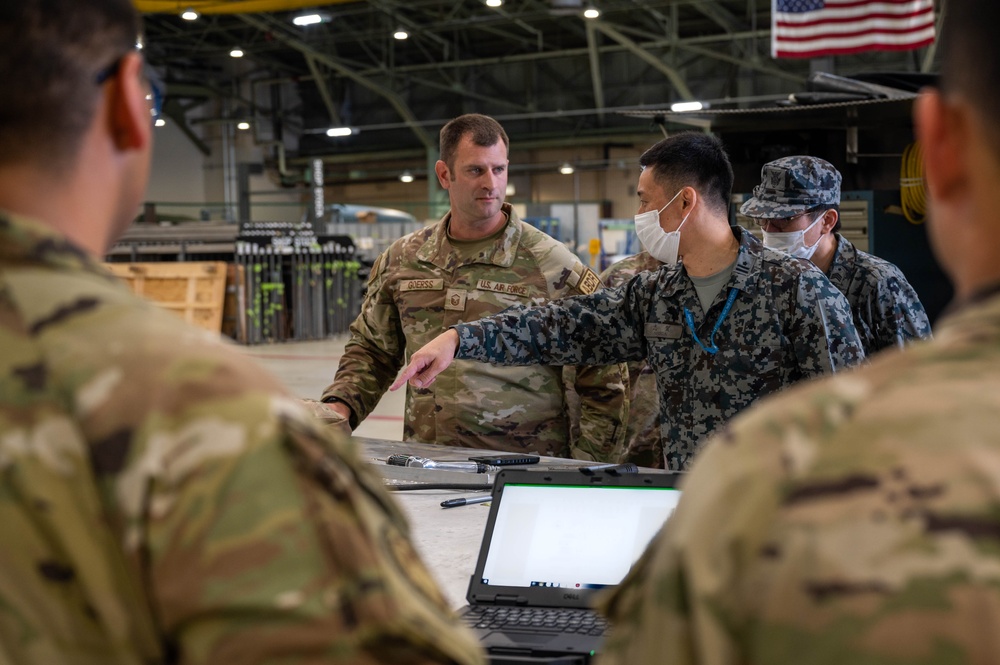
[463,606,610,636]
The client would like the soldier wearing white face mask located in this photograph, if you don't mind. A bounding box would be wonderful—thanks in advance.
[742,156,932,355]
[389,133,867,471]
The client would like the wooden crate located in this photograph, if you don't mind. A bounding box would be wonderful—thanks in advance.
[105,261,228,332]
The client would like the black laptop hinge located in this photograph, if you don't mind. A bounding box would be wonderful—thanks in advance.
[493,594,529,605]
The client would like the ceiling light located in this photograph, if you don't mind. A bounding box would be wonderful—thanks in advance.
[236,121,250,130]
[393,27,409,40]
[399,170,414,183]
[180,8,198,20]
[486,0,503,6]
[670,101,705,112]
[230,47,244,58]
[326,127,353,137]
[583,7,600,18]
[155,118,166,127]
[293,13,324,26]
[559,162,575,175]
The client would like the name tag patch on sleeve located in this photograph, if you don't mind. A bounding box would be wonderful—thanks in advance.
[578,268,601,295]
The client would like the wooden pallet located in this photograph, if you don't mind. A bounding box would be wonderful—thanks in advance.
[104,261,229,332]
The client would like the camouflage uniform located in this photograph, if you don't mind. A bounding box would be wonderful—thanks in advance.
[0,210,484,665]
[826,232,932,355]
[597,290,1000,665]
[322,203,627,461]
[740,155,931,356]
[453,227,865,470]
[600,251,665,468]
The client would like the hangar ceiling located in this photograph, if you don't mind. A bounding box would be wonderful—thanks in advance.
[139,0,941,167]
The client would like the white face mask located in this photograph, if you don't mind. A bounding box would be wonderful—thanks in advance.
[761,215,823,260]
[634,188,693,266]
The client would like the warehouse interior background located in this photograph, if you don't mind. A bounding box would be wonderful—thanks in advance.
[121,0,952,344]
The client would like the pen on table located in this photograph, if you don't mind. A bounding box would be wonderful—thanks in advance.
[441,495,492,509]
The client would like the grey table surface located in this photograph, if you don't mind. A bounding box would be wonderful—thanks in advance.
[355,437,594,609]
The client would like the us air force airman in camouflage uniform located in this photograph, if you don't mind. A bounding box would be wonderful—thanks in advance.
[599,251,665,468]
[322,115,627,461]
[598,3,1000,662]
[392,133,865,471]
[742,156,932,356]
[0,3,483,663]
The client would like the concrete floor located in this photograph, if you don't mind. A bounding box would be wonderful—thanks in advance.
[238,334,405,441]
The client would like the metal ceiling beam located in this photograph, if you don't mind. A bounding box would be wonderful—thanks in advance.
[675,43,806,84]
[237,13,434,149]
[585,21,606,120]
[692,0,744,35]
[588,19,694,101]
[303,55,343,126]
[134,0,355,14]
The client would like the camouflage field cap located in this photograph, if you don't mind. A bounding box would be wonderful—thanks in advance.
[739,155,842,219]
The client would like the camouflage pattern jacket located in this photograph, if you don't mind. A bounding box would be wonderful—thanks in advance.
[826,233,932,356]
[596,290,1000,665]
[454,227,864,470]
[599,251,665,468]
[323,203,627,460]
[0,211,483,665]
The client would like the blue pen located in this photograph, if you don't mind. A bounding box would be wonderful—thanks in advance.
[441,495,492,509]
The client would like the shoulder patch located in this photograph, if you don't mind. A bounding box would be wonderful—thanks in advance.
[578,268,602,295]
[367,252,387,286]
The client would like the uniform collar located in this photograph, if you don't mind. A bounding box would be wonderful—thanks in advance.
[729,226,762,295]
[0,209,105,276]
[826,233,856,290]
[417,202,522,271]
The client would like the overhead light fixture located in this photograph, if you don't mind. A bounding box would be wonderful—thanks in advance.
[326,127,354,137]
[180,7,198,20]
[229,47,244,58]
[293,13,324,26]
[399,170,415,183]
[155,118,166,127]
[236,121,250,130]
[583,7,600,18]
[670,101,705,112]
[559,162,575,175]
[506,183,516,197]
[486,0,503,7]
[393,27,409,40]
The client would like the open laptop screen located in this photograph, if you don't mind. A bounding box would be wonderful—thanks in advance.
[479,482,681,590]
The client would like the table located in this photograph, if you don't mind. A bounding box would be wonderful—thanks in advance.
[356,437,593,608]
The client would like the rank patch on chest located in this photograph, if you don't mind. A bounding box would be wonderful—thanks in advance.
[476,279,529,298]
[445,288,467,311]
[399,278,444,292]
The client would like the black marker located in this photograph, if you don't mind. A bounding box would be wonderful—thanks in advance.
[441,495,492,509]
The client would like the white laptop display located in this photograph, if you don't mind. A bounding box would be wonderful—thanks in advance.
[459,468,683,665]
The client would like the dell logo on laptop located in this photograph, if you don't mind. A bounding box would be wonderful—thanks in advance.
[563,593,579,600]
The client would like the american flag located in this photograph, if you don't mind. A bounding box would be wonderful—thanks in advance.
[772,0,936,59]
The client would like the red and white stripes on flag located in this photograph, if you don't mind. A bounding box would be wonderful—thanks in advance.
[772,0,936,59]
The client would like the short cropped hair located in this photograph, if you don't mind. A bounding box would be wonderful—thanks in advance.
[938,0,1000,156]
[639,132,734,215]
[439,114,510,171]
[0,0,140,169]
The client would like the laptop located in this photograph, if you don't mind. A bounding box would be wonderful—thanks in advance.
[458,468,683,665]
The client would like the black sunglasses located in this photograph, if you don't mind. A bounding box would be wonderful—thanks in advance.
[95,54,165,122]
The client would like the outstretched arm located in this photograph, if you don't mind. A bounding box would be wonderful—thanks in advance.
[390,329,460,390]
